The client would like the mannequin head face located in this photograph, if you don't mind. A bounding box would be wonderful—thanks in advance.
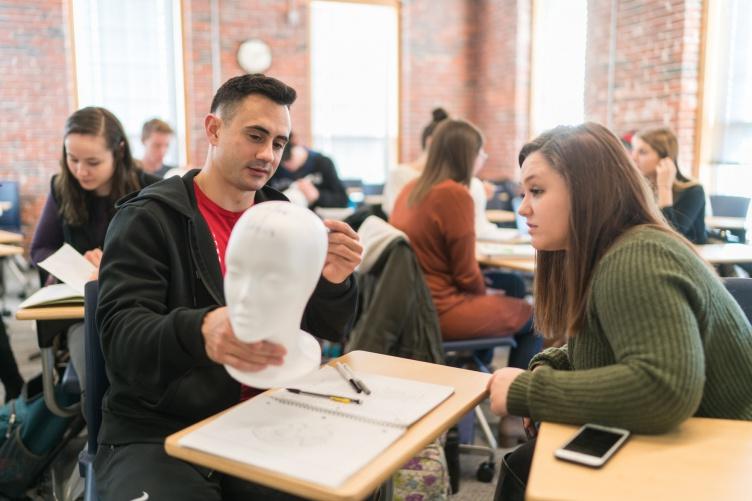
[224,201,328,343]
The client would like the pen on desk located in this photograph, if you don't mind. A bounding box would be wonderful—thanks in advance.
[286,388,361,405]
[335,362,363,393]
[342,362,372,396]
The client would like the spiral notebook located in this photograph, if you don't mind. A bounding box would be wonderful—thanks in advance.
[178,365,454,487]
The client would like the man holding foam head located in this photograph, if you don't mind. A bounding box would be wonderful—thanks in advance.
[95,74,362,500]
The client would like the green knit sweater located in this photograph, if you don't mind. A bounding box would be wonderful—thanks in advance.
[507,226,752,433]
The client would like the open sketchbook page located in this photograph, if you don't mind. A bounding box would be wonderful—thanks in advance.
[281,366,454,427]
[178,366,455,487]
[37,243,95,295]
[179,395,404,487]
[18,283,82,309]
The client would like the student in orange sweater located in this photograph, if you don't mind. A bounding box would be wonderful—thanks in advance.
[390,119,537,368]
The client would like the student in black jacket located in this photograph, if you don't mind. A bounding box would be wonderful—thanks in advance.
[94,74,362,500]
[268,133,350,209]
[631,127,707,244]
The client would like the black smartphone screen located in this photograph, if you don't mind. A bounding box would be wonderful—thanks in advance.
[563,427,625,457]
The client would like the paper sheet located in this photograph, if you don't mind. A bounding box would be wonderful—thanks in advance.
[37,244,96,295]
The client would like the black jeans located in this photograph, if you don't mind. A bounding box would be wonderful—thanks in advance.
[494,439,536,501]
[0,321,23,402]
[94,442,312,501]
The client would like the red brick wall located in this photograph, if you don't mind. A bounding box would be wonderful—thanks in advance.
[182,0,310,166]
[0,0,75,244]
[585,0,703,171]
[470,0,532,181]
[1,0,707,251]
[400,0,474,163]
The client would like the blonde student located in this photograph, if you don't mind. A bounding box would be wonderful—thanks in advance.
[488,122,752,501]
[631,127,707,243]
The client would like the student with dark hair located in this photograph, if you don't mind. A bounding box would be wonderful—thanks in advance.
[632,127,707,243]
[488,123,752,501]
[390,119,536,360]
[94,74,361,500]
[267,132,349,209]
[140,118,175,177]
[30,107,159,386]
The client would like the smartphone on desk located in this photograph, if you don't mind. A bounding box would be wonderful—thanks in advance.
[554,423,630,468]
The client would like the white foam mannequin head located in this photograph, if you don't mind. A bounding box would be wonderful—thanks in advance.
[224,201,327,388]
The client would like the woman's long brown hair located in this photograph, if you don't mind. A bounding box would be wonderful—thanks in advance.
[55,107,141,226]
[409,119,483,207]
[520,122,682,340]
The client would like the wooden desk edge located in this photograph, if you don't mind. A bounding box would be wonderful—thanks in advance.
[165,351,490,501]
[16,306,85,321]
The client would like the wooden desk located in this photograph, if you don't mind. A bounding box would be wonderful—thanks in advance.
[0,230,23,245]
[486,209,516,224]
[527,418,752,501]
[706,216,747,231]
[477,242,536,273]
[0,243,23,257]
[16,305,84,417]
[16,305,85,321]
[696,243,752,264]
[166,350,490,501]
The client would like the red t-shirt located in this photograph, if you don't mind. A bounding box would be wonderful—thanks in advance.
[194,181,260,400]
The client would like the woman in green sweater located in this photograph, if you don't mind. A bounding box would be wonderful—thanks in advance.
[488,122,752,501]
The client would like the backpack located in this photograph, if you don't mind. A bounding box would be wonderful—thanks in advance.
[0,375,81,498]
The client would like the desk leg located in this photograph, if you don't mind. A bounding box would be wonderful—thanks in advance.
[41,347,80,417]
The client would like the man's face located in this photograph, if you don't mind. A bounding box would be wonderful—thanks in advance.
[208,94,291,193]
[142,131,172,164]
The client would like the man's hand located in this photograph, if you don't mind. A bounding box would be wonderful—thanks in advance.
[321,220,362,284]
[201,307,286,372]
[297,178,320,204]
[487,367,525,417]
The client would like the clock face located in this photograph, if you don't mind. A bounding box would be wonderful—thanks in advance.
[237,39,272,73]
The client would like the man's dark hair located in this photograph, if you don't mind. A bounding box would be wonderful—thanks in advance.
[210,74,297,121]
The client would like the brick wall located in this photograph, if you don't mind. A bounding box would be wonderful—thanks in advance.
[585,0,704,172]
[182,0,310,166]
[400,0,474,163]
[0,0,708,252]
[0,0,75,244]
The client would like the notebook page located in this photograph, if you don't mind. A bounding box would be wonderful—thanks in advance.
[280,366,454,428]
[37,243,96,295]
[178,394,404,487]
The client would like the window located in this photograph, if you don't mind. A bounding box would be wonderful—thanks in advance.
[72,0,186,166]
[530,0,587,136]
[310,1,399,184]
[700,0,752,197]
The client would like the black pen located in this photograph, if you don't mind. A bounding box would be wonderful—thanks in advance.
[335,362,363,393]
[342,362,372,396]
[286,388,361,405]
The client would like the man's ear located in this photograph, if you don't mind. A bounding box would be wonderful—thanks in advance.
[205,114,222,145]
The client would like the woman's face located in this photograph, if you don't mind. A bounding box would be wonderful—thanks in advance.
[65,133,116,196]
[631,137,661,177]
[518,151,571,251]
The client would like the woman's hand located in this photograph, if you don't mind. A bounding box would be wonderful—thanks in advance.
[83,248,103,268]
[656,158,677,207]
[487,367,525,416]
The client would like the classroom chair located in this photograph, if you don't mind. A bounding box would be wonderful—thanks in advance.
[710,195,751,242]
[78,280,107,501]
[724,277,752,322]
[442,336,517,486]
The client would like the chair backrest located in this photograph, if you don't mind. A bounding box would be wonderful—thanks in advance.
[83,280,108,454]
[724,278,752,323]
[709,195,751,218]
[0,181,22,232]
